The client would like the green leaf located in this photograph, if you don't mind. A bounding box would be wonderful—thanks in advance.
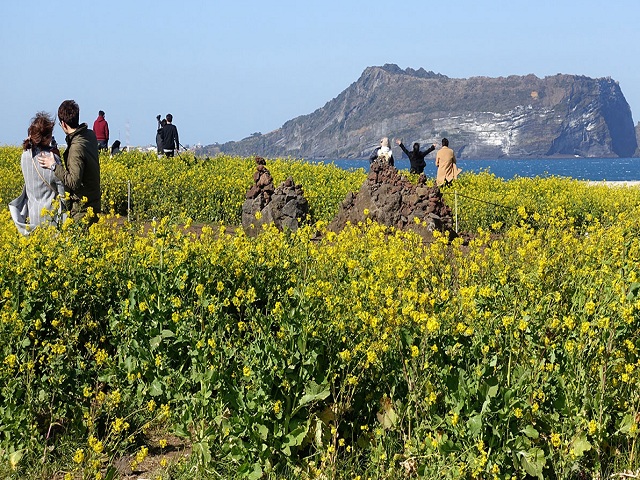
[297,335,306,356]
[283,422,309,448]
[627,282,640,300]
[467,413,483,436]
[619,413,634,434]
[297,381,330,408]
[376,403,398,430]
[486,379,499,398]
[193,440,211,463]
[149,379,163,396]
[519,447,546,479]
[522,425,539,439]
[8,450,23,468]
[150,335,162,349]
[256,423,269,441]
[571,434,591,457]
[174,423,191,439]
[247,462,263,480]
[104,466,117,480]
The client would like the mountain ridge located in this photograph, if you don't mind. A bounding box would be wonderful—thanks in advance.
[203,64,638,159]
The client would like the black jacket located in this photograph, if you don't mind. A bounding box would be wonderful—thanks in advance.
[162,123,179,151]
[398,142,435,174]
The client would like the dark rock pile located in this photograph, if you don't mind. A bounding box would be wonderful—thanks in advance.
[242,157,309,235]
[329,160,456,237]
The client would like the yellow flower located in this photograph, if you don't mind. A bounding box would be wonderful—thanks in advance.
[550,433,561,448]
[94,349,108,366]
[113,417,130,433]
[89,436,104,454]
[585,301,596,315]
[136,446,149,463]
[73,448,85,464]
[451,412,459,426]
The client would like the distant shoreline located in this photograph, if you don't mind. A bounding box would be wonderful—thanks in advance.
[587,180,640,187]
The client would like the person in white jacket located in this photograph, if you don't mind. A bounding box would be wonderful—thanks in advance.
[369,137,395,166]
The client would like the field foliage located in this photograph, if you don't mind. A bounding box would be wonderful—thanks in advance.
[1,148,640,479]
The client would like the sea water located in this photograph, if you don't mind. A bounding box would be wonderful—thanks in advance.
[307,157,640,181]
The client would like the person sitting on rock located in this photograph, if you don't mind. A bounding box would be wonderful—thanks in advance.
[369,137,395,166]
[396,138,436,174]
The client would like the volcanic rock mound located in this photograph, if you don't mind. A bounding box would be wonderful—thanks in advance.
[329,160,456,236]
[242,157,309,235]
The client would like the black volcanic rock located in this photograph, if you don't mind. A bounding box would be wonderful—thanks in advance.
[329,160,456,237]
[242,157,309,235]
[209,65,638,159]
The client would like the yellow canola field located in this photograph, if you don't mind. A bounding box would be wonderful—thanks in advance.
[1,147,640,479]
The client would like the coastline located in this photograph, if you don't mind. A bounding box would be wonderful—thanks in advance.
[587,180,640,187]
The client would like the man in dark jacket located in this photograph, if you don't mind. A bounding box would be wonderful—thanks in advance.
[38,100,101,224]
[162,113,179,157]
[396,138,436,174]
[93,110,109,151]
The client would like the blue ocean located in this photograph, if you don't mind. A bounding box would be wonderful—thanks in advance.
[307,157,640,181]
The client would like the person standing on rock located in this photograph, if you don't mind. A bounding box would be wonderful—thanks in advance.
[369,137,394,166]
[435,138,461,186]
[396,138,436,174]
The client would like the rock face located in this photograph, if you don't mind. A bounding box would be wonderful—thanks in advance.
[330,160,456,236]
[636,122,640,157]
[242,157,309,235]
[210,64,638,159]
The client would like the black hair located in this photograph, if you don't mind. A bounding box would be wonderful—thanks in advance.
[58,100,80,128]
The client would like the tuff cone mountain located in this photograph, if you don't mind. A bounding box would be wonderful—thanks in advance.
[209,64,637,159]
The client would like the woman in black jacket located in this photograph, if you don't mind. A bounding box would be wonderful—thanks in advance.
[396,138,436,174]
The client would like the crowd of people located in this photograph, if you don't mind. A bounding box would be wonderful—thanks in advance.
[9,102,456,235]
[370,136,461,186]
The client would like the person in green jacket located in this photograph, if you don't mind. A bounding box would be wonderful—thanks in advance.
[38,100,101,224]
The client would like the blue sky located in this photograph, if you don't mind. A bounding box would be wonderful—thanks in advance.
[1,0,638,150]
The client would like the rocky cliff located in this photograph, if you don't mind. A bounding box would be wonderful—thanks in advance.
[209,64,638,159]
